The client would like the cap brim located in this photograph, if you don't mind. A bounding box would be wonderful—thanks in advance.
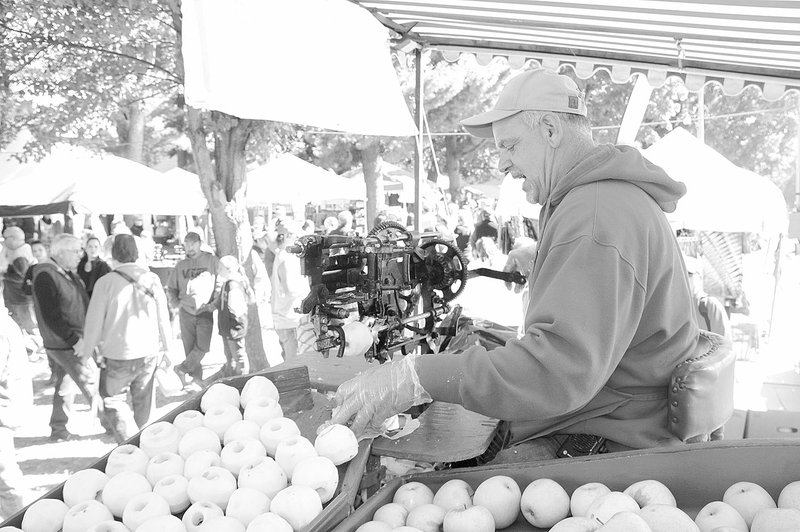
[460,109,521,138]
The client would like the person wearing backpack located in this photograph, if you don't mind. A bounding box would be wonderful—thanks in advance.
[81,235,172,440]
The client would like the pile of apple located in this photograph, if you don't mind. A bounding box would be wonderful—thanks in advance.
[5,377,359,532]
[354,474,800,531]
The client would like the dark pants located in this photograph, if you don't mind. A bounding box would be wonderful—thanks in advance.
[45,348,103,436]
[276,328,298,359]
[178,309,213,380]
[99,357,157,441]
[0,427,24,520]
[222,337,248,376]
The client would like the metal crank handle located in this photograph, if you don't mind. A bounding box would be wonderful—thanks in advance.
[467,268,527,285]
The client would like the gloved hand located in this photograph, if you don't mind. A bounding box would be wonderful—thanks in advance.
[503,243,537,293]
[329,354,432,440]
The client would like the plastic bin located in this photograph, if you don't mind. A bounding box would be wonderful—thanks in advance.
[335,438,800,531]
[1,363,370,532]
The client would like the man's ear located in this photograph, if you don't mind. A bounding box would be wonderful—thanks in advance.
[539,113,563,148]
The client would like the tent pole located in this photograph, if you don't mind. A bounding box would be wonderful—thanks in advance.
[413,47,424,232]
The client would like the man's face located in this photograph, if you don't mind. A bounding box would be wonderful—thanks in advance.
[31,243,47,262]
[56,240,83,271]
[184,238,201,258]
[494,114,549,205]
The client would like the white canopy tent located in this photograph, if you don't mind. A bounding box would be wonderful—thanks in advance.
[643,127,788,235]
[246,154,366,207]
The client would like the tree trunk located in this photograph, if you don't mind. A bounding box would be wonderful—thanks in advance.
[445,135,462,202]
[126,101,145,162]
[359,138,381,232]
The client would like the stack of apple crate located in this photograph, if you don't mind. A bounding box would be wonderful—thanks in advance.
[334,438,800,531]
[0,363,371,532]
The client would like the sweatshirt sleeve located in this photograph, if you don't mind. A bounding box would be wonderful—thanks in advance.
[418,236,646,421]
[33,272,81,346]
[82,282,107,357]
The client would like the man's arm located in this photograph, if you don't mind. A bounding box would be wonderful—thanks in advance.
[33,272,81,346]
[82,282,107,359]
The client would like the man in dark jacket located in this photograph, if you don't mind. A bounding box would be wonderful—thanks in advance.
[31,234,110,442]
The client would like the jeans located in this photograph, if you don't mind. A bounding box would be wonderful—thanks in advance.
[0,427,24,521]
[46,348,104,437]
[99,357,157,441]
[276,328,298,359]
[178,309,213,379]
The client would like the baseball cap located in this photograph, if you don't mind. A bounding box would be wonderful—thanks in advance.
[460,68,587,138]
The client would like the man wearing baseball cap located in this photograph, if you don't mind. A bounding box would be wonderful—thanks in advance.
[330,69,726,459]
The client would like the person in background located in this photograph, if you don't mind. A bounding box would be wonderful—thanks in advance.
[470,209,500,261]
[2,227,35,336]
[322,216,339,235]
[243,235,271,372]
[1,226,33,292]
[206,256,254,381]
[330,210,354,236]
[167,232,219,385]
[684,255,732,340]
[31,234,109,442]
[82,235,171,440]
[78,236,111,299]
[301,219,315,235]
[0,293,31,521]
[271,223,309,360]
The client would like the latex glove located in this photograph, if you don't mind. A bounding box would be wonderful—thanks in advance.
[329,354,432,440]
[503,244,537,293]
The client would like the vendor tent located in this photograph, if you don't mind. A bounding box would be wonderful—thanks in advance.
[0,146,207,216]
[246,154,365,207]
[643,127,788,235]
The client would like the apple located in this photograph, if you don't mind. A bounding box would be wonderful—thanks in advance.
[406,503,447,532]
[779,480,800,511]
[63,468,109,508]
[638,504,699,532]
[61,500,114,532]
[373,502,409,528]
[394,528,425,532]
[178,426,222,459]
[392,482,434,512]
[225,487,271,527]
[549,516,602,531]
[184,449,222,479]
[153,474,191,513]
[204,404,243,440]
[571,482,612,518]
[240,376,280,408]
[354,522,393,532]
[473,475,521,528]
[173,410,205,435]
[750,507,800,531]
[443,505,495,532]
[200,382,240,413]
[140,421,181,457]
[269,485,323,531]
[182,501,224,532]
[586,492,640,526]
[245,512,293,532]
[224,420,261,446]
[694,501,748,532]
[722,481,776,527]
[243,397,283,426]
[596,510,651,531]
[105,444,149,477]
[520,478,570,528]
[314,424,358,465]
[221,439,267,476]
[187,466,238,510]
[274,435,317,479]
[85,521,130,532]
[21,499,69,532]
[122,492,171,531]
[624,480,677,508]
[195,516,246,532]
[432,479,474,512]
[136,514,186,532]
[259,417,301,456]
[0,527,23,532]
[238,457,288,498]
[101,471,152,517]
[291,455,339,503]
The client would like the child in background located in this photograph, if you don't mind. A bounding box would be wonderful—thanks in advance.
[206,255,254,382]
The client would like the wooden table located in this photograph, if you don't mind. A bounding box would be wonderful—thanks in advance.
[288,355,503,463]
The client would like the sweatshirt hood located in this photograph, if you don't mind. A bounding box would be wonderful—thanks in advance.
[550,144,685,214]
